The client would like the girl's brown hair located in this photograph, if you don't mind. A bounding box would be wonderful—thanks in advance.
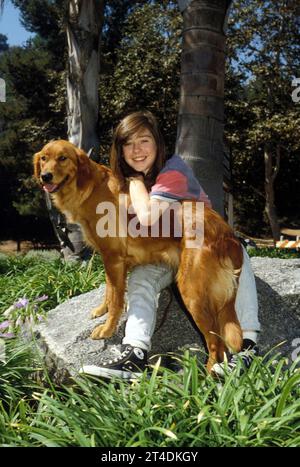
[110,111,166,191]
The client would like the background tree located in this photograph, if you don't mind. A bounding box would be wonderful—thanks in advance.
[176,0,233,215]
[0,40,66,241]
[66,0,104,153]
[0,1,67,243]
[99,0,181,160]
[0,33,9,52]
[4,0,105,258]
[227,0,300,240]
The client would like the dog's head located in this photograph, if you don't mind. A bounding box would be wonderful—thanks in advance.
[33,140,91,193]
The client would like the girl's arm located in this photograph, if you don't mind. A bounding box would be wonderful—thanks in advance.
[129,178,170,226]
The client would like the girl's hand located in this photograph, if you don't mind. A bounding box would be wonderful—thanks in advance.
[129,178,171,227]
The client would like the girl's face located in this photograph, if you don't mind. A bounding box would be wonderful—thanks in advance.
[122,128,157,175]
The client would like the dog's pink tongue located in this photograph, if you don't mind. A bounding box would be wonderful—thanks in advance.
[43,184,58,193]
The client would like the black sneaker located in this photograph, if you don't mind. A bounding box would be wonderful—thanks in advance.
[211,339,259,377]
[80,345,148,380]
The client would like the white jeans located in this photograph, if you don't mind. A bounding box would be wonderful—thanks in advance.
[123,247,261,351]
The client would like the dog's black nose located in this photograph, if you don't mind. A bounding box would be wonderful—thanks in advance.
[41,172,53,183]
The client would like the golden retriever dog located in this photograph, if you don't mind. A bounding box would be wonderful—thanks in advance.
[33,140,243,371]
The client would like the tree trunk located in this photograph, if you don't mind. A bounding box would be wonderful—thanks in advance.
[264,145,281,243]
[176,0,232,215]
[55,0,104,261]
[66,0,104,154]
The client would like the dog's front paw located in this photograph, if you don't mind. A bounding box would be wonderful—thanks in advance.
[90,324,114,340]
[90,302,108,319]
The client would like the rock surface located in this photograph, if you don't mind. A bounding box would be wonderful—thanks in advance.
[31,257,300,383]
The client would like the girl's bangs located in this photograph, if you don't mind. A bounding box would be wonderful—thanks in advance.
[117,118,154,145]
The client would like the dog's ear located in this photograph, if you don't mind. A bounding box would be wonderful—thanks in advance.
[75,148,91,189]
[33,152,41,180]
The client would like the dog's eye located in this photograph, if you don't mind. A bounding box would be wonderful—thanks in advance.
[41,155,46,161]
[59,155,67,161]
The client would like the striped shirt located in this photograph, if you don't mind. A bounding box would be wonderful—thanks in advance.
[150,154,212,207]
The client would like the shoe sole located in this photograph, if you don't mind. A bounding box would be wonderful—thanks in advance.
[79,365,142,380]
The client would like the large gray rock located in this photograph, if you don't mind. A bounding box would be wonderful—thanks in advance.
[32,257,300,383]
[251,258,300,360]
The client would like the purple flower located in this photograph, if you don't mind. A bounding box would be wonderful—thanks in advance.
[0,332,15,339]
[14,298,29,309]
[0,320,10,330]
[34,295,48,303]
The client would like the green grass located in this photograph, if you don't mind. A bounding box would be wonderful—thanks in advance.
[0,345,299,447]
[0,251,105,320]
[247,247,300,259]
[0,252,299,447]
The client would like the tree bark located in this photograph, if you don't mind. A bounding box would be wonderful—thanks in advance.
[57,0,104,261]
[176,0,232,215]
[66,0,104,154]
[264,145,281,243]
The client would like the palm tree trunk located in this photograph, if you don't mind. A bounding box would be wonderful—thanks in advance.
[176,0,232,215]
[66,0,104,154]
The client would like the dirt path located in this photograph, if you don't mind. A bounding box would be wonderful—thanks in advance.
[0,240,36,254]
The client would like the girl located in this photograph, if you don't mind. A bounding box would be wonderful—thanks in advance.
[82,111,260,380]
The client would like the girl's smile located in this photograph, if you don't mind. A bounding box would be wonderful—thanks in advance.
[122,129,157,175]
